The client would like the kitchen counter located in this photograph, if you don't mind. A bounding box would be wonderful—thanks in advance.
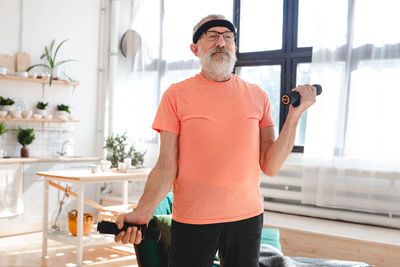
[0,156,100,164]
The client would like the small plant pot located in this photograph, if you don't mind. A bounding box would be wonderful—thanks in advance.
[21,144,29,158]
[36,109,46,116]
[56,110,69,120]
[1,105,13,112]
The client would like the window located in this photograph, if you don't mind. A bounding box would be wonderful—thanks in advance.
[234,0,312,151]
[117,0,313,149]
[160,0,313,150]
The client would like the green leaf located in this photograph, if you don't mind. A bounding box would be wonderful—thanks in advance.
[49,73,53,86]
[48,40,55,58]
[55,59,77,67]
[36,101,49,110]
[17,128,35,146]
[53,39,69,65]
[26,64,51,71]
[44,47,54,67]
[0,122,7,135]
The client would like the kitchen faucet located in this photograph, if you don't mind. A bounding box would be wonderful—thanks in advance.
[57,139,72,157]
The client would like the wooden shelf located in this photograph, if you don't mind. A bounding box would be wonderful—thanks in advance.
[0,74,79,86]
[0,117,79,123]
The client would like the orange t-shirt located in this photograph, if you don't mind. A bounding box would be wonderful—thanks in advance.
[152,73,274,224]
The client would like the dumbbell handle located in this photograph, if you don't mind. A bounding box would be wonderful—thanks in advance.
[281,84,322,107]
[97,220,161,242]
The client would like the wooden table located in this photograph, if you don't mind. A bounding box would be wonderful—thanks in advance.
[37,169,150,266]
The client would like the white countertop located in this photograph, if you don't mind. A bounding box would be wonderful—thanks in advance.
[0,156,100,164]
[37,168,150,182]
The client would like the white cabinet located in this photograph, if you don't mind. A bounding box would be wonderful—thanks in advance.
[0,164,23,218]
[23,162,66,225]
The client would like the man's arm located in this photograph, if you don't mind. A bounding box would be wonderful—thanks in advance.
[260,84,316,177]
[115,130,178,244]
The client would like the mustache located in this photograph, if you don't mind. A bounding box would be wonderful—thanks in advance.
[209,47,230,56]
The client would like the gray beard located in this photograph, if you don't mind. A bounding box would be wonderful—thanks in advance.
[198,47,236,77]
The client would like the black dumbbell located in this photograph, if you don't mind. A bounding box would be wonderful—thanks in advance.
[281,84,322,107]
[97,220,161,242]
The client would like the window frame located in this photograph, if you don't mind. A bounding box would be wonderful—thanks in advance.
[233,0,312,152]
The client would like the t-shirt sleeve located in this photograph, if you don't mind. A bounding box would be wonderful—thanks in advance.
[152,86,180,134]
[259,90,275,129]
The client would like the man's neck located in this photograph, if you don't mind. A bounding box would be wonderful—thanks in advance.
[200,70,231,82]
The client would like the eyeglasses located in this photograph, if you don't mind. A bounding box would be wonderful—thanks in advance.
[201,31,236,43]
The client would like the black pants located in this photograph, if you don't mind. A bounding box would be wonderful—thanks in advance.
[169,213,263,267]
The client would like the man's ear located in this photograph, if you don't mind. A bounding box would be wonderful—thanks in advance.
[190,43,199,56]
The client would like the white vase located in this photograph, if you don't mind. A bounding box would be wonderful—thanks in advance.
[1,105,13,111]
[36,109,46,116]
[56,110,69,120]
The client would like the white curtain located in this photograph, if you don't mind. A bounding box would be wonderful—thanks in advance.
[302,0,400,216]
[110,0,232,166]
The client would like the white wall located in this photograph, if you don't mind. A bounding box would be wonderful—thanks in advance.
[0,0,100,157]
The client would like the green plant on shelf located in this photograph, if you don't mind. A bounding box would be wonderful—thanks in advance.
[57,104,70,114]
[17,128,35,158]
[0,122,8,136]
[37,101,49,110]
[0,96,15,106]
[26,39,77,86]
[17,128,35,146]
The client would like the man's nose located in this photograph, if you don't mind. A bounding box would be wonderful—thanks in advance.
[215,34,225,47]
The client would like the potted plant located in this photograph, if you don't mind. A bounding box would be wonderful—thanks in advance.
[131,151,146,167]
[17,128,35,158]
[56,104,70,120]
[26,39,77,86]
[0,96,15,111]
[0,122,7,136]
[36,101,49,115]
[104,132,145,168]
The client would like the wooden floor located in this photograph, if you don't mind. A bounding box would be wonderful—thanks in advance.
[0,231,138,267]
[264,212,400,267]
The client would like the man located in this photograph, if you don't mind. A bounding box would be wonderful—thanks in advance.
[114,14,316,267]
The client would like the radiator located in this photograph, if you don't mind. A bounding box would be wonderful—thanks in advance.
[260,163,400,229]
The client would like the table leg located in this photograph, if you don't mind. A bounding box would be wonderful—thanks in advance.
[42,178,49,258]
[122,180,128,205]
[76,183,84,266]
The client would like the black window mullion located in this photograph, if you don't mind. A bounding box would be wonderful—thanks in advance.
[233,0,241,54]
[234,0,312,152]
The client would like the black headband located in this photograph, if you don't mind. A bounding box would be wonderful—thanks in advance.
[192,19,236,44]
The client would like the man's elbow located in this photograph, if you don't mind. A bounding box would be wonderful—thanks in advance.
[261,166,279,177]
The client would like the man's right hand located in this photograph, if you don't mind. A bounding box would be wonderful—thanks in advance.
[114,211,148,245]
